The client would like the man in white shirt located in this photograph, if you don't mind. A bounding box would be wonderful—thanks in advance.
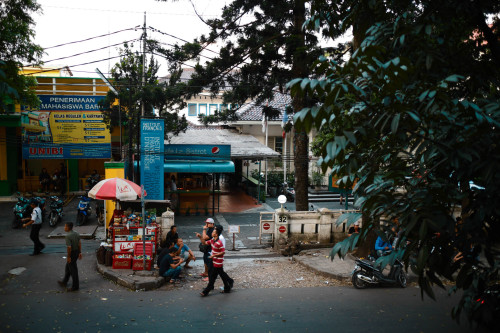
[22,199,45,256]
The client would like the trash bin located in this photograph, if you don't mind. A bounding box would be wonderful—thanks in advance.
[105,248,113,266]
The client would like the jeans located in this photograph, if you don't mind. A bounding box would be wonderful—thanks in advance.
[203,266,233,294]
[163,266,181,279]
[62,250,80,290]
[30,224,44,254]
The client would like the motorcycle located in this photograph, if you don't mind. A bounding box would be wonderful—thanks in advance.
[95,200,104,226]
[279,183,295,202]
[76,195,92,226]
[286,187,295,202]
[351,254,407,289]
[48,195,64,227]
[86,175,104,226]
[12,192,31,229]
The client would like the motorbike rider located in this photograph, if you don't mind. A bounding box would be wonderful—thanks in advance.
[90,169,100,183]
[39,168,51,192]
[375,234,393,257]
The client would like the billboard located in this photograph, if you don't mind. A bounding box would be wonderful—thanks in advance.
[21,95,111,159]
[140,119,164,200]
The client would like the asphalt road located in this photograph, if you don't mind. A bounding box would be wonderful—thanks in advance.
[0,198,486,332]
[0,273,477,333]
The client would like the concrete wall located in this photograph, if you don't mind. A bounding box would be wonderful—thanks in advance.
[273,208,361,250]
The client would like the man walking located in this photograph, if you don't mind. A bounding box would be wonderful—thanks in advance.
[58,222,81,292]
[22,199,45,256]
[196,218,215,280]
[200,226,233,296]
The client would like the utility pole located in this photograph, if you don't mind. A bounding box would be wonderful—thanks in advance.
[136,12,147,183]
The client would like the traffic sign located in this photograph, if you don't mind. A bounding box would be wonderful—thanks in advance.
[279,225,287,233]
[263,223,270,230]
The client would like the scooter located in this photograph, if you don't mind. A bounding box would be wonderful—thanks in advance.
[12,192,31,229]
[48,195,64,227]
[76,195,92,226]
[95,200,104,226]
[86,175,104,226]
[351,254,407,289]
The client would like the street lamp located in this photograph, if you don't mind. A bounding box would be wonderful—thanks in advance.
[96,68,122,160]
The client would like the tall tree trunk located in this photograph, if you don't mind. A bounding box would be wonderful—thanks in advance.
[292,0,309,211]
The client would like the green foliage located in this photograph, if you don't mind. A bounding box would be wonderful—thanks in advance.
[311,169,324,186]
[293,0,500,328]
[160,0,328,210]
[0,0,43,112]
[98,42,188,145]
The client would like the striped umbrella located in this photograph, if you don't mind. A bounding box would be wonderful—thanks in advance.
[88,177,146,201]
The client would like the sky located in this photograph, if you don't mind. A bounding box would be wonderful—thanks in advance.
[32,0,229,78]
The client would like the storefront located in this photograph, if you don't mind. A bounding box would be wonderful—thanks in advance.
[8,74,115,195]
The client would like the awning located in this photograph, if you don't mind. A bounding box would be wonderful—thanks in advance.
[164,160,235,173]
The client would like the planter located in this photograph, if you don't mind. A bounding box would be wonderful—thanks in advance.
[268,186,277,197]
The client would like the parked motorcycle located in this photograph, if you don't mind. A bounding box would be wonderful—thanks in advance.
[95,200,104,226]
[351,255,407,289]
[86,175,104,226]
[76,195,92,226]
[12,192,31,229]
[48,195,64,227]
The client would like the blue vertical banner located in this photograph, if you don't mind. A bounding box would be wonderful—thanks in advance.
[140,119,164,200]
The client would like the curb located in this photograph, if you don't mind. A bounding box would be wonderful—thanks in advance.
[96,263,165,291]
[292,255,352,282]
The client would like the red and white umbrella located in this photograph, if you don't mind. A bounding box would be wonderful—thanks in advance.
[88,177,146,201]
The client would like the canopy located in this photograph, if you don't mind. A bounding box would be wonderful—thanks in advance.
[163,160,235,173]
[88,177,145,201]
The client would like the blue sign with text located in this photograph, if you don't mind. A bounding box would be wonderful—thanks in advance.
[140,119,164,200]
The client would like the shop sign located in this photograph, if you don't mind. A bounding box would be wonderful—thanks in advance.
[21,95,111,159]
[140,118,164,200]
[164,144,230,161]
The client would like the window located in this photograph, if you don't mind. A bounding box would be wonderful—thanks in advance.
[198,104,207,116]
[209,104,218,115]
[275,136,283,153]
[220,104,228,112]
[188,104,197,116]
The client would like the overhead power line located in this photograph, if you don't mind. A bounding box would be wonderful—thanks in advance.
[44,27,140,50]
[43,39,139,64]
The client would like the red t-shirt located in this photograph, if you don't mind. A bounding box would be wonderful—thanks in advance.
[207,238,225,267]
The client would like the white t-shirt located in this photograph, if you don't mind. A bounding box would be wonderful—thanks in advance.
[31,207,42,225]
[219,234,226,249]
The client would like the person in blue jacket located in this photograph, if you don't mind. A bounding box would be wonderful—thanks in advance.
[375,236,393,257]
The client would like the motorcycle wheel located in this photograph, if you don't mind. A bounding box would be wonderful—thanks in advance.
[76,213,84,226]
[49,212,58,227]
[397,270,407,288]
[352,270,367,289]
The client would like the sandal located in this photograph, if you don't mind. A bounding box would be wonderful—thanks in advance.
[200,272,208,277]
[169,279,177,284]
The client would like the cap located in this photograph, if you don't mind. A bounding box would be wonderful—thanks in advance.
[354,221,360,226]
[205,218,215,224]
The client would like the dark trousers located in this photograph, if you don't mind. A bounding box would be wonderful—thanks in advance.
[30,224,44,254]
[62,250,80,290]
[203,265,233,294]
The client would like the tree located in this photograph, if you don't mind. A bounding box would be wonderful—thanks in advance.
[290,0,500,328]
[160,0,331,211]
[0,0,43,112]
[99,42,187,177]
